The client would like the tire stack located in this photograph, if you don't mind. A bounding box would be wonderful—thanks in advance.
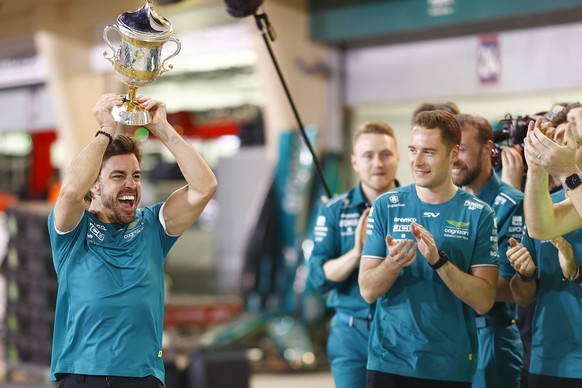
[2,202,55,370]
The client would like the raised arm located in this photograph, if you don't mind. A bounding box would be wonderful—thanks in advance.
[507,238,537,306]
[322,208,369,282]
[524,120,582,238]
[500,146,524,191]
[53,94,123,232]
[138,96,217,236]
[551,236,582,286]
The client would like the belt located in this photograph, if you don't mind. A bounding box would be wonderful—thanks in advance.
[475,316,516,329]
[336,313,373,328]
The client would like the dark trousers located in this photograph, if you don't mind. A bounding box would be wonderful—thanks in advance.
[59,374,163,388]
[529,373,582,388]
[367,370,471,388]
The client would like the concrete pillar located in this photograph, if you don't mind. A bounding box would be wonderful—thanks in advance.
[249,0,332,161]
[32,1,142,168]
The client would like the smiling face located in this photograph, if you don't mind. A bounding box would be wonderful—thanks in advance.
[408,126,458,190]
[91,153,142,224]
[351,132,400,198]
[452,124,491,188]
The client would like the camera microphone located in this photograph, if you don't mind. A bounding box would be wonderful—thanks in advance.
[225,0,265,18]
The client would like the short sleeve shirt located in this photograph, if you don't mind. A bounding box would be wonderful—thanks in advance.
[48,204,179,382]
[362,185,498,382]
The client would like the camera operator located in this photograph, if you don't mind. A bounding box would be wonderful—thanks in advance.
[507,106,582,387]
[493,114,531,191]
[453,113,524,388]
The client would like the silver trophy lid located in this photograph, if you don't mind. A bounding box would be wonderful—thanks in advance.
[117,0,174,42]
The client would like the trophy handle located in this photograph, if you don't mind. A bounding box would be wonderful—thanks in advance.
[103,24,120,65]
[160,37,182,74]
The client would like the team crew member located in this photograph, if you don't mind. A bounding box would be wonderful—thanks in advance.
[507,112,582,387]
[508,205,582,387]
[524,116,582,238]
[309,121,400,388]
[48,94,217,387]
[359,110,499,388]
[453,114,524,388]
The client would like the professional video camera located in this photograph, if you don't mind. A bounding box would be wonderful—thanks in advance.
[491,113,532,172]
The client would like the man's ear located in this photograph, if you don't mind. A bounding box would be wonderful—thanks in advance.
[90,182,100,198]
[450,144,460,162]
[351,153,358,173]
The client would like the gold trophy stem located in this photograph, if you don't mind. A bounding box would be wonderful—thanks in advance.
[111,86,151,126]
[127,87,138,111]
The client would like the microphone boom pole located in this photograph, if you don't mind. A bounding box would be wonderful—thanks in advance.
[254,12,333,199]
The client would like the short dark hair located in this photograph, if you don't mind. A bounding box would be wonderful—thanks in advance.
[412,101,460,123]
[352,120,397,151]
[412,110,461,153]
[455,113,493,145]
[84,134,142,202]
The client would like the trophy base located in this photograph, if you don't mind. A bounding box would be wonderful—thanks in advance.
[112,103,151,126]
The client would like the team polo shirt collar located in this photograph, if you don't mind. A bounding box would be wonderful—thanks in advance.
[353,183,370,209]
[477,169,502,203]
[355,179,400,209]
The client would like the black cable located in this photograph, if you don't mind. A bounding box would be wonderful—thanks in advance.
[254,13,332,198]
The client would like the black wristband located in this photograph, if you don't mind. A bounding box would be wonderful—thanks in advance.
[430,250,449,270]
[516,269,536,283]
[95,130,113,145]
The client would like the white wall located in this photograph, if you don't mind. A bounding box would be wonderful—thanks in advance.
[344,22,582,186]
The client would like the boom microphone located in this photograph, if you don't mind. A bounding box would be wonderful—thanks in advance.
[225,0,265,18]
[224,0,332,198]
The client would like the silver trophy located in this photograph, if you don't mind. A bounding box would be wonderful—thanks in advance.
[103,0,181,126]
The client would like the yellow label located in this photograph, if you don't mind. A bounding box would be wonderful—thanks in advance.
[158,350,163,358]
[469,353,473,361]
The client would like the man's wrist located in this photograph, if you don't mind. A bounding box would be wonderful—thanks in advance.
[100,124,116,133]
[95,130,113,145]
[562,171,582,191]
[563,265,582,284]
[429,250,449,270]
[515,269,536,282]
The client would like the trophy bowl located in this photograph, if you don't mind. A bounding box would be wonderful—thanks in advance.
[103,0,181,126]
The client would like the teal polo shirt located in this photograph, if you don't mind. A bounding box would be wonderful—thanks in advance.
[522,189,582,379]
[362,185,498,382]
[309,183,373,318]
[48,203,179,383]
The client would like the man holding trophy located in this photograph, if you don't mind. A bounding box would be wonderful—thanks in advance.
[47,2,218,387]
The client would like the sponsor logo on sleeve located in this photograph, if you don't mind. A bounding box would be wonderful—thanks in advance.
[464,200,484,210]
[313,216,328,242]
[388,195,405,208]
[507,215,524,236]
[493,195,507,206]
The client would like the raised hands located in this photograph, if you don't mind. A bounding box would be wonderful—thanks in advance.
[507,237,537,278]
[410,222,439,266]
[500,145,524,190]
[550,236,579,281]
[385,234,417,268]
[354,208,370,254]
[92,93,123,132]
[525,117,579,180]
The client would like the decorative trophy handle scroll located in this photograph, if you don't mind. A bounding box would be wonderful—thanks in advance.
[102,0,181,126]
